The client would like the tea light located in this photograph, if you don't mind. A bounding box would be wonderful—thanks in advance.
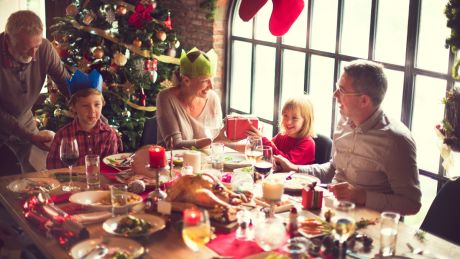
[262,178,284,202]
[183,208,201,224]
[149,145,166,168]
[183,150,201,174]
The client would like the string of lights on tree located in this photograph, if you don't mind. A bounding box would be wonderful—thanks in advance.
[35,0,181,151]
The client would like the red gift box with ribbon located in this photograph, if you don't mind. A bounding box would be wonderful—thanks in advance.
[225,115,259,140]
[302,182,323,210]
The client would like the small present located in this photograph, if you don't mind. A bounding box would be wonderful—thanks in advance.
[225,115,259,140]
[302,182,323,210]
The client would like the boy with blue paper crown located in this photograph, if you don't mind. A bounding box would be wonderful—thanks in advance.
[46,69,120,169]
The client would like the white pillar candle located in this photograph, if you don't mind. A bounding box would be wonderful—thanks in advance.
[262,178,284,201]
[183,150,201,174]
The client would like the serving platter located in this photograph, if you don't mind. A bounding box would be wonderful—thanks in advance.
[69,190,142,211]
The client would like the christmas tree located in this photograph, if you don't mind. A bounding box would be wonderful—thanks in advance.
[35,0,181,151]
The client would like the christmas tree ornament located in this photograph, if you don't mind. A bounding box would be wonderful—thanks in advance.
[156,31,167,41]
[92,47,104,59]
[129,2,154,28]
[66,4,79,17]
[139,88,147,106]
[149,70,158,82]
[144,59,158,71]
[133,38,142,48]
[160,79,173,89]
[54,108,62,117]
[180,47,218,77]
[116,4,127,15]
[105,9,116,24]
[174,39,181,48]
[83,13,95,25]
[121,109,131,118]
[113,51,127,66]
[164,11,172,30]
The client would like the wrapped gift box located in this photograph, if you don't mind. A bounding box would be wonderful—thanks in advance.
[302,182,323,210]
[225,115,259,140]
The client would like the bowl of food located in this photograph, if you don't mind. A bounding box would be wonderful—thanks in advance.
[69,190,143,211]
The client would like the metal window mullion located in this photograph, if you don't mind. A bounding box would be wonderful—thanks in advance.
[331,0,345,137]
[368,0,378,60]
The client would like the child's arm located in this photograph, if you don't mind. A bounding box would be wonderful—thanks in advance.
[271,136,315,165]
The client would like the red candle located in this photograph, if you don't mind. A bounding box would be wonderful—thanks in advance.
[149,145,166,168]
[183,208,201,225]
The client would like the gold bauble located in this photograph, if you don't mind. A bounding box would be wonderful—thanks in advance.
[156,31,167,42]
[66,4,79,16]
[113,52,127,66]
[83,14,94,25]
[116,5,127,15]
[133,38,142,48]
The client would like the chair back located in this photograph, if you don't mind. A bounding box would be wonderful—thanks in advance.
[313,134,332,164]
[140,117,157,146]
[420,178,460,246]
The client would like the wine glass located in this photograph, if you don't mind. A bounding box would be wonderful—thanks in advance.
[331,200,356,259]
[244,136,263,162]
[182,208,212,252]
[60,137,81,192]
[203,113,223,142]
[254,146,273,179]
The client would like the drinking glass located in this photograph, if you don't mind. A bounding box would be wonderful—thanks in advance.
[379,211,400,256]
[210,142,225,175]
[254,216,287,251]
[182,208,212,252]
[331,200,356,259]
[254,146,273,179]
[60,137,80,192]
[203,113,223,141]
[244,136,263,163]
[110,184,128,216]
[85,154,100,190]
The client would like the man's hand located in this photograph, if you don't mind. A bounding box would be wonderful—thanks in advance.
[273,154,298,172]
[30,130,54,151]
[328,182,366,205]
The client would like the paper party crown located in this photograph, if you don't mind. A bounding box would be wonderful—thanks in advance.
[180,47,217,77]
[68,69,103,95]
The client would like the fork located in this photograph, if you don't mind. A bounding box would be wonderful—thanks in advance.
[81,236,110,259]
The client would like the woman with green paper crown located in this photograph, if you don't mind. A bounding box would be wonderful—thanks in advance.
[156,47,224,149]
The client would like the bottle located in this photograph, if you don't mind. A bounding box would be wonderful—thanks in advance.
[288,207,299,237]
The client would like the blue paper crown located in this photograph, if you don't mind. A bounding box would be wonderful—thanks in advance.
[68,69,103,95]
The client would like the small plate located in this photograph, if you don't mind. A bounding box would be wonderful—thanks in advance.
[7,177,60,193]
[298,216,329,239]
[103,213,166,237]
[69,190,142,211]
[69,237,144,259]
[269,173,320,192]
[103,153,134,170]
[223,152,252,169]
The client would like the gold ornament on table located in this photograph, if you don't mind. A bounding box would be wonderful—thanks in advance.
[113,51,127,66]
[66,4,79,16]
[116,5,128,15]
[133,38,142,48]
[93,47,104,59]
[156,31,167,42]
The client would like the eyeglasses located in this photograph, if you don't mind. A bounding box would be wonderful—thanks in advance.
[334,86,362,96]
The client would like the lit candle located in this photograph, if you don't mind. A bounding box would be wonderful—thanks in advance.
[149,145,166,168]
[183,208,201,224]
[262,178,284,202]
[183,150,201,174]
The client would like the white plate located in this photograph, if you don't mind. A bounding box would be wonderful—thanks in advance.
[222,152,252,169]
[69,190,142,211]
[103,153,134,170]
[103,213,166,237]
[7,177,60,193]
[69,237,144,259]
[268,173,320,192]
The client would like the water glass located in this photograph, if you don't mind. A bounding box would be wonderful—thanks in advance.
[282,237,312,259]
[85,155,100,190]
[254,217,287,251]
[379,211,400,256]
[210,142,225,172]
[231,169,254,192]
[110,184,128,216]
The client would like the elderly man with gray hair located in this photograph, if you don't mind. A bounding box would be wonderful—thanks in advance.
[275,60,421,215]
[0,10,70,173]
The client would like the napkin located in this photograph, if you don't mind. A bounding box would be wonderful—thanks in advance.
[72,211,112,224]
[207,231,264,259]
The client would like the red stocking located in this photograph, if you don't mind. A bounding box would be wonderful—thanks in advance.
[239,0,268,21]
[269,0,305,36]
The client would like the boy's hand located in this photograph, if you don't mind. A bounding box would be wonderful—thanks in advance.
[273,154,298,172]
[30,131,54,151]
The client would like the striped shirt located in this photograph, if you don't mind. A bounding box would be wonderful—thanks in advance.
[46,119,121,169]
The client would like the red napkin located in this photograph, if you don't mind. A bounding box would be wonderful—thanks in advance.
[207,232,264,259]
[50,192,73,204]
[100,162,119,182]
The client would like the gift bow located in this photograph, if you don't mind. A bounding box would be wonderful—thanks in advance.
[308,181,317,190]
[128,3,154,28]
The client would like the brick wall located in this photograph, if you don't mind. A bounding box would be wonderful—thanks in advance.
[158,0,230,104]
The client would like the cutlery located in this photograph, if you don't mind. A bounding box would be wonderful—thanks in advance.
[81,237,110,259]
[284,171,296,181]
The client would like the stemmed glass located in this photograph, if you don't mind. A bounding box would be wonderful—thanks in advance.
[254,146,273,179]
[203,113,223,142]
[182,208,212,253]
[245,136,263,181]
[331,200,356,259]
[60,137,80,192]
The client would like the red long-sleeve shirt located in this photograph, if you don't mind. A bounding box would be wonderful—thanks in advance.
[262,133,315,165]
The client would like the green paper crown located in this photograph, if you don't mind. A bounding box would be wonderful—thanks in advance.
[180,47,217,77]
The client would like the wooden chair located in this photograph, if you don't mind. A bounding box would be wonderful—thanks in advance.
[313,134,332,164]
[420,177,460,246]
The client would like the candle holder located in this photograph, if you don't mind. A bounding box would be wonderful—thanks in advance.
[148,166,168,203]
[262,177,284,218]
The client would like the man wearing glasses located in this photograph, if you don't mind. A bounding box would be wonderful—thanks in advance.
[0,10,70,173]
[275,60,421,215]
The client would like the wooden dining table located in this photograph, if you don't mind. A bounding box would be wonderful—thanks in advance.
[0,166,459,258]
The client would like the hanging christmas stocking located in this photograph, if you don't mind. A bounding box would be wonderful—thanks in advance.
[239,0,268,21]
[269,0,305,36]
